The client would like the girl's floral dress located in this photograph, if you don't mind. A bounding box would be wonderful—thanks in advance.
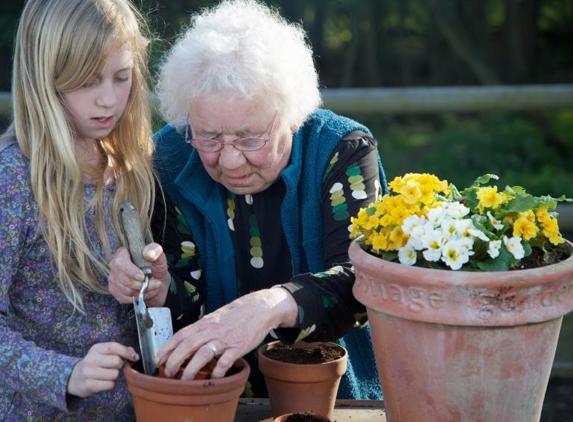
[0,140,137,421]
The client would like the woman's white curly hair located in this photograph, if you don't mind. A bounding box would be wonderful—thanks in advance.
[156,0,322,129]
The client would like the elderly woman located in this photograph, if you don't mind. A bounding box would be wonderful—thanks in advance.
[109,0,386,399]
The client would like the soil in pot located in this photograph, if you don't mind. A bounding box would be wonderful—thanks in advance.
[262,342,344,364]
[274,411,331,422]
[157,357,219,380]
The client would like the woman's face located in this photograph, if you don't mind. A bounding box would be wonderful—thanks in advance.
[188,98,293,195]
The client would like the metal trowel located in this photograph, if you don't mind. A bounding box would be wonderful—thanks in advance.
[119,200,173,376]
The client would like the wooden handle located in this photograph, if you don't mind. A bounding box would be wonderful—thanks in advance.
[118,200,152,275]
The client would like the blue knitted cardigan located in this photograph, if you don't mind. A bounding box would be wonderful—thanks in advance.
[153,109,387,399]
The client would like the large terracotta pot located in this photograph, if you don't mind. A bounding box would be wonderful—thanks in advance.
[258,341,347,419]
[349,240,573,422]
[123,358,250,422]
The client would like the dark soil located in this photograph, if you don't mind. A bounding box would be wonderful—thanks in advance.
[541,377,573,422]
[134,357,240,379]
[281,412,330,422]
[262,342,344,364]
[512,242,572,270]
[158,357,218,380]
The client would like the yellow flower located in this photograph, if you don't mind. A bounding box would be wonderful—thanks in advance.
[388,226,408,250]
[513,216,539,241]
[518,210,535,223]
[389,204,411,225]
[476,186,504,212]
[535,207,551,223]
[398,180,422,204]
[380,213,393,227]
[542,218,564,245]
[371,231,390,252]
[352,206,380,233]
[388,175,405,193]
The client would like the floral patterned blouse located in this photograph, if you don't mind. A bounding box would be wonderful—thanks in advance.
[0,140,137,421]
[154,132,382,398]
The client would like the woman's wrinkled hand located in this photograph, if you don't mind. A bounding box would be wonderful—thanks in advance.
[156,287,298,381]
[67,343,139,398]
[108,243,170,307]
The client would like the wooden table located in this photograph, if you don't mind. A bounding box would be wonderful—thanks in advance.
[235,399,387,421]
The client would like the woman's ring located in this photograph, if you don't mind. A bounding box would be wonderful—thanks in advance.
[206,342,218,357]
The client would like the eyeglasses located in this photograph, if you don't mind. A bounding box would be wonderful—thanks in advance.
[184,113,277,153]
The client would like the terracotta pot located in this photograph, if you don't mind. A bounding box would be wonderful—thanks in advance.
[123,358,250,422]
[258,341,347,419]
[349,239,573,422]
[274,412,331,421]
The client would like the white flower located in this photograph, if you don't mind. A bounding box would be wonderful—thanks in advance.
[488,240,502,258]
[441,217,460,239]
[503,235,525,260]
[408,221,434,250]
[426,205,447,227]
[455,219,476,240]
[398,245,417,266]
[458,235,475,252]
[422,248,442,262]
[441,239,473,270]
[469,225,490,242]
[420,230,446,262]
[487,211,504,230]
[444,201,470,219]
[402,214,426,235]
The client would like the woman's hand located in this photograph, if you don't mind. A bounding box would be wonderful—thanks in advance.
[108,243,170,307]
[67,343,139,398]
[156,287,298,380]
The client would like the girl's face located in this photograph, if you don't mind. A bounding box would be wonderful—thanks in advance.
[189,98,294,195]
[62,47,134,144]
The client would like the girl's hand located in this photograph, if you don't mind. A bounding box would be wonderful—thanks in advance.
[108,243,170,307]
[67,343,139,398]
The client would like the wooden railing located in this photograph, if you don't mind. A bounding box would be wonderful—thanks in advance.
[3,84,573,116]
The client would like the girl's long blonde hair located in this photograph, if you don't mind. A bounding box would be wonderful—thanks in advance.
[9,0,156,311]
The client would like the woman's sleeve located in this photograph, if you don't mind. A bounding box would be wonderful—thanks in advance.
[151,192,207,332]
[276,133,382,343]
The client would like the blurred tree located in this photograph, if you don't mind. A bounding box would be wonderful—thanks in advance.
[2,0,572,90]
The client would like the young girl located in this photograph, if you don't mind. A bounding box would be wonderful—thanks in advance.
[0,0,156,419]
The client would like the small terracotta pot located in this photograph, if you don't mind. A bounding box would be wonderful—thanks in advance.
[124,358,250,422]
[274,412,331,421]
[258,341,347,419]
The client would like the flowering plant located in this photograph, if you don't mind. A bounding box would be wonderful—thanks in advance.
[350,173,572,271]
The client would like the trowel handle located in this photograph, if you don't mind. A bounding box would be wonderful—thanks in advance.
[118,200,152,275]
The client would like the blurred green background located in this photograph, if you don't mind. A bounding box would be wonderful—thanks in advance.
[1,0,572,200]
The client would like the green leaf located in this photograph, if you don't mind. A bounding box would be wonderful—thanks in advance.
[365,205,377,217]
[382,251,398,261]
[502,195,538,213]
[477,258,510,272]
[472,174,499,187]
